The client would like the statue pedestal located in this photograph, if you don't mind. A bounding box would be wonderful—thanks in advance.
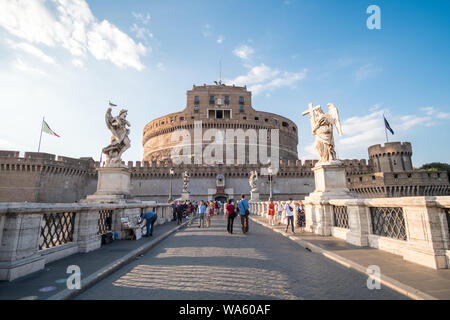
[83,166,139,204]
[304,161,356,235]
[181,191,190,201]
[250,190,260,202]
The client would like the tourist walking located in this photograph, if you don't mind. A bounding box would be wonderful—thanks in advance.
[225,199,236,234]
[276,200,284,225]
[285,198,295,234]
[171,200,177,221]
[176,201,184,225]
[237,194,250,234]
[187,202,195,226]
[140,211,157,237]
[206,201,214,228]
[267,199,275,226]
[296,200,306,232]
[198,200,207,228]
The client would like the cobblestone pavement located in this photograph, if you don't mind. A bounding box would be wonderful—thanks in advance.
[77,215,408,300]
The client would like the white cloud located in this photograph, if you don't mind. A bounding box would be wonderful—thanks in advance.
[217,35,224,44]
[420,106,450,120]
[14,58,47,76]
[72,58,84,68]
[226,63,307,95]
[132,12,151,25]
[398,115,433,130]
[5,39,56,65]
[0,0,147,70]
[437,112,450,119]
[233,45,254,61]
[156,62,165,71]
[355,64,382,81]
[202,24,212,37]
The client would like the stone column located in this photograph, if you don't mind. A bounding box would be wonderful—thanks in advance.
[401,198,449,269]
[77,208,102,253]
[345,200,370,246]
[0,212,45,281]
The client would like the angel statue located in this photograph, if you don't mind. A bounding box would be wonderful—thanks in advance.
[249,170,259,192]
[182,171,190,192]
[302,103,343,164]
[102,107,131,166]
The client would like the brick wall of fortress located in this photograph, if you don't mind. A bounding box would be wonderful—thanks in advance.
[0,151,98,203]
[142,84,299,162]
[0,150,373,203]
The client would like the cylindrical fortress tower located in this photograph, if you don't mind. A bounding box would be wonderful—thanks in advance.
[142,84,299,163]
[368,142,413,173]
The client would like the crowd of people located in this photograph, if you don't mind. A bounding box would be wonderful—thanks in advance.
[267,199,306,233]
[138,195,306,238]
[169,194,251,234]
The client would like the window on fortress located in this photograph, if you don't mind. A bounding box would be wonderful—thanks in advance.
[209,96,215,103]
[195,96,200,103]
[282,122,288,127]
[194,106,199,113]
[292,127,296,132]
[208,110,215,118]
[225,96,229,104]
[239,106,244,113]
[180,117,184,121]
[255,117,259,120]
[273,119,278,126]
[239,96,244,104]
[216,110,223,119]
[224,110,231,119]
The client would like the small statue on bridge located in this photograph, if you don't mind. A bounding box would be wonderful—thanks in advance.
[103,107,131,166]
[302,103,343,164]
[249,170,259,192]
[182,170,190,193]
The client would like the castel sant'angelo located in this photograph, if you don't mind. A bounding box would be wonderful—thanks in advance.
[0,83,449,203]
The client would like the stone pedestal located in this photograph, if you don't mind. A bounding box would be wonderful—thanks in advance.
[305,161,356,236]
[250,190,259,202]
[181,191,190,201]
[309,161,353,199]
[83,166,139,204]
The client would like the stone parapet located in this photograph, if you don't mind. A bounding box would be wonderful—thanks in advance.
[0,202,172,281]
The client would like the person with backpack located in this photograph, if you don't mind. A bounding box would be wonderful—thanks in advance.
[237,194,250,234]
[225,199,236,234]
[285,198,295,234]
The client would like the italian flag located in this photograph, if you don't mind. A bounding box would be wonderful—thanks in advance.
[42,120,60,137]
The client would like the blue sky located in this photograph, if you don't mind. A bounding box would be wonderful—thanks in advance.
[0,0,449,167]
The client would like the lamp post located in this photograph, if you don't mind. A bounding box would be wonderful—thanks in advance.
[268,167,273,201]
[168,168,174,203]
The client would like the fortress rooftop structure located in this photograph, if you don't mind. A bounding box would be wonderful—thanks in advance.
[142,83,299,163]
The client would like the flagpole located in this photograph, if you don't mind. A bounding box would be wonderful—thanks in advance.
[38,117,44,152]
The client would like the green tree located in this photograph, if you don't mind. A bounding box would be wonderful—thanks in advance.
[419,162,450,180]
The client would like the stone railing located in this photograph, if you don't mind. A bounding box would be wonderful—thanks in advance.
[250,196,450,270]
[0,202,173,281]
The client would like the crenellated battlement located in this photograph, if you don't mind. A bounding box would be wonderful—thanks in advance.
[0,150,97,176]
